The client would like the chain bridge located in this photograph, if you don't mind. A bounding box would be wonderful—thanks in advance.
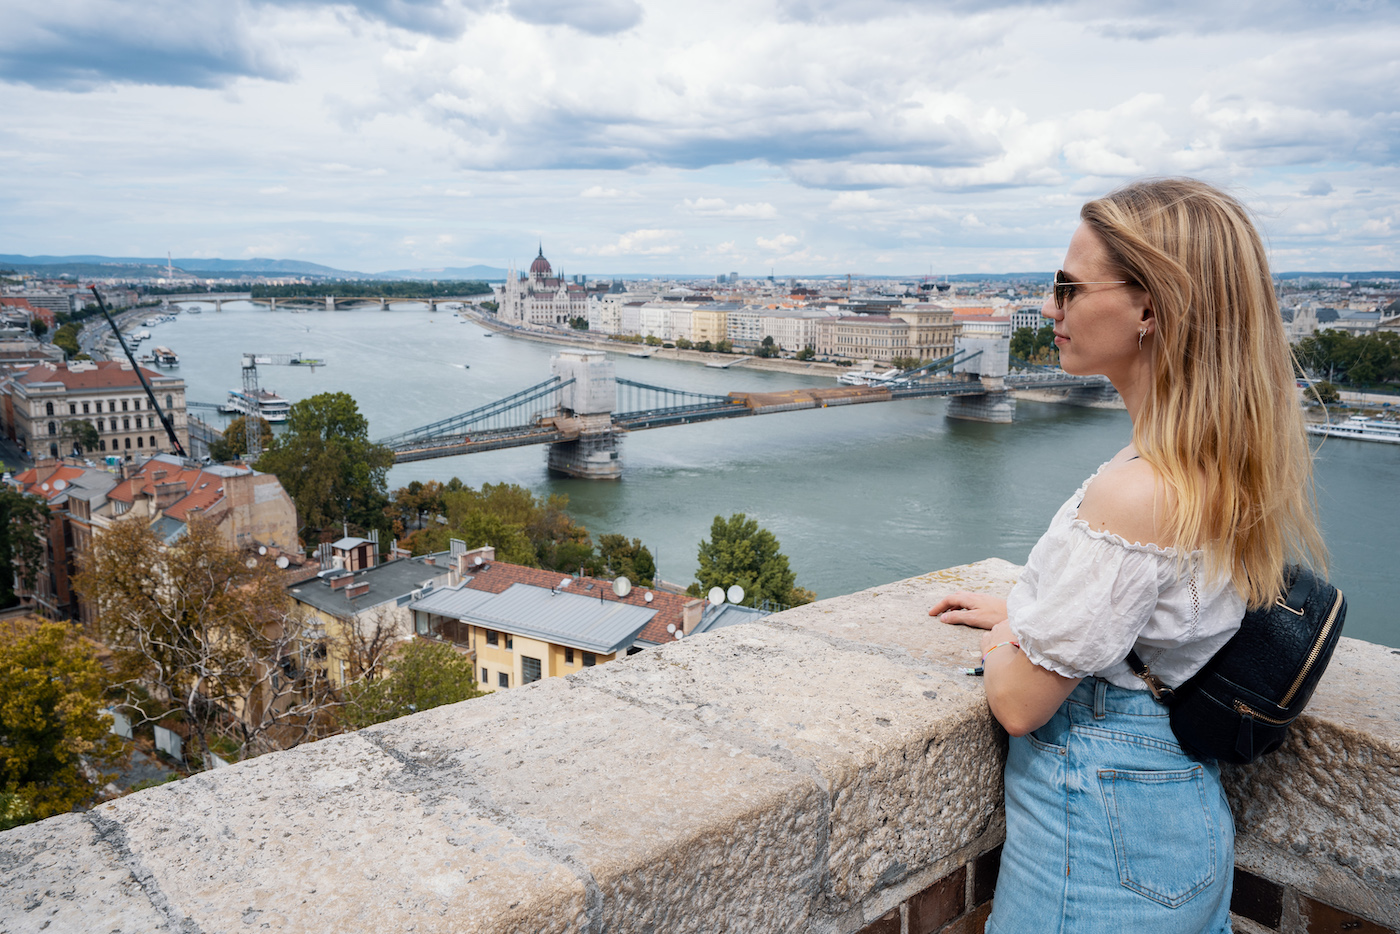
[377,340,1113,478]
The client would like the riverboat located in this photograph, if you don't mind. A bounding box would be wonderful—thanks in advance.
[152,346,179,366]
[220,389,292,423]
[1306,415,1400,444]
[837,368,903,387]
[137,353,156,364]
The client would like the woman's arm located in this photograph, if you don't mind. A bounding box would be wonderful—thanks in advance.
[977,621,1080,736]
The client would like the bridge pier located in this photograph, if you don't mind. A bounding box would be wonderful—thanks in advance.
[326,296,336,311]
[1062,381,1120,407]
[946,382,1016,423]
[547,351,623,479]
[547,429,622,480]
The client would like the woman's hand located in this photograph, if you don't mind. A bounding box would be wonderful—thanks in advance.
[980,620,1018,655]
[928,591,1008,630]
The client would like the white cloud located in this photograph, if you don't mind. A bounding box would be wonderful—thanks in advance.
[588,228,681,256]
[681,198,777,218]
[581,185,625,198]
[757,233,800,252]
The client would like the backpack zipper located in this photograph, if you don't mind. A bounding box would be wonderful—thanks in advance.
[1233,698,1292,726]
[1278,586,1345,708]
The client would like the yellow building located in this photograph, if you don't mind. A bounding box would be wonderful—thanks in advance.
[690,307,731,345]
[891,305,958,361]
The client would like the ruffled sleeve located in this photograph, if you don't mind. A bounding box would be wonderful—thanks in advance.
[1006,521,1172,680]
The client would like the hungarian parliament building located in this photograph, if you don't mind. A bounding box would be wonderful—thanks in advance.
[493,246,591,328]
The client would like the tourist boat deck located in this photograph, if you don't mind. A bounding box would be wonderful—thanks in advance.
[1306,414,1400,444]
[220,389,292,423]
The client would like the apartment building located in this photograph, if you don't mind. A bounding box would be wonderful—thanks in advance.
[5,360,188,458]
[817,315,911,363]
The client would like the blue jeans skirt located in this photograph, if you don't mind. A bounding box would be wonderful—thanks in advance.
[986,679,1234,934]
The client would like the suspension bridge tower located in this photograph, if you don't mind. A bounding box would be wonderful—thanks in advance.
[546,351,623,479]
[946,329,1015,423]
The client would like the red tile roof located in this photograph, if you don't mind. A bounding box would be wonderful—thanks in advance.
[459,561,694,646]
[107,459,241,522]
[12,464,88,502]
[17,360,164,390]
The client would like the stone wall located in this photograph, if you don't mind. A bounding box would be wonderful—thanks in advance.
[1,560,1396,934]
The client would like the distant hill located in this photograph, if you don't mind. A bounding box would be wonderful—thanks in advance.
[373,264,508,281]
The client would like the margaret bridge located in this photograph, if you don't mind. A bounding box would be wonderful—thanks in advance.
[373,337,1114,479]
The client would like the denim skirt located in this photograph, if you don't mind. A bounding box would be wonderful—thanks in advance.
[986,679,1235,934]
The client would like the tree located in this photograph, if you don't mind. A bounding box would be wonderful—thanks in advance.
[30,318,48,339]
[61,419,101,456]
[1010,324,1059,366]
[52,324,80,359]
[208,416,272,463]
[340,639,484,730]
[755,336,778,358]
[1313,381,1341,405]
[690,513,814,609]
[0,620,122,825]
[75,516,338,766]
[597,533,655,586]
[0,488,48,609]
[795,346,815,361]
[676,337,693,350]
[255,392,394,541]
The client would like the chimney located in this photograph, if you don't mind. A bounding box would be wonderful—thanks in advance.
[346,581,370,599]
[328,571,353,590]
[458,545,497,574]
[682,599,705,635]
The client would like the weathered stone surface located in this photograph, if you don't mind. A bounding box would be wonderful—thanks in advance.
[0,813,176,934]
[90,731,589,933]
[1224,638,1400,928]
[365,673,828,933]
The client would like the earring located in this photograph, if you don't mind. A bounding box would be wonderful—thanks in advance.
[1138,327,1148,350]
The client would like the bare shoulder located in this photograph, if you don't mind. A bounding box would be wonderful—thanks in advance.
[1077,457,1175,549]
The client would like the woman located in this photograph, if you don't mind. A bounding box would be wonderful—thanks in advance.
[930,178,1325,934]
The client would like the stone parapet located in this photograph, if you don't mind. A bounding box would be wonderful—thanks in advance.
[1,560,1396,933]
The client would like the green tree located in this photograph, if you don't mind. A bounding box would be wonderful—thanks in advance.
[61,419,101,456]
[795,346,815,361]
[1312,381,1341,405]
[689,513,813,609]
[1010,324,1058,365]
[401,481,595,573]
[255,392,394,541]
[597,533,656,586]
[30,318,48,339]
[0,621,122,824]
[52,324,81,359]
[0,488,48,608]
[340,639,484,730]
[675,337,693,350]
[755,336,778,358]
[645,334,662,346]
[208,416,272,462]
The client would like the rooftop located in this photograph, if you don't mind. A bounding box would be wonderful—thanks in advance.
[413,581,657,654]
[15,360,175,392]
[288,554,455,617]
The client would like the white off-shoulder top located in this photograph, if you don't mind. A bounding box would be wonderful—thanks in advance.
[1006,463,1245,690]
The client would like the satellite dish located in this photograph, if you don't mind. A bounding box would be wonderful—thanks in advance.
[53,479,67,491]
[245,557,258,568]
[644,591,653,603]
[474,555,483,566]
[612,576,632,597]
[675,630,684,639]
[666,623,676,634]
[707,586,725,606]
[276,556,290,569]
[40,482,49,491]
[258,546,268,555]
[727,585,745,605]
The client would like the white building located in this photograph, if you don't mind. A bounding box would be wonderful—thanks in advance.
[495,246,588,328]
[758,308,844,353]
[638,303,672,340]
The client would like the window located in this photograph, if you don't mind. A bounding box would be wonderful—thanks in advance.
[149,436,156,448]
[47,421,56,436]
[505,634,513,650]
[486,629,498,646]
[522,656,541,684]
[68,404,76,415]
[583,652,596,667]
[133,399,142,410]
[124,437,131,450]
[45,402,53,416]
[165,394,172,410]
[480,667,489,683]
[147,416,154,428]
[136,437,143,448]
[99,440,106,452]
[565,647,574,665]
[123,417,130,431]
[497,671,509,688]
[121,399,128,411]
[82,402,89,414]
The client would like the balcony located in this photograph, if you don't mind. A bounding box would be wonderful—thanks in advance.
[1,559,1396,933]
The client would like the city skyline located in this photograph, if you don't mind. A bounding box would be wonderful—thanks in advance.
[2,0,1398,275]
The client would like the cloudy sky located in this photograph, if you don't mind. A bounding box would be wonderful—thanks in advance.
[2,0,1397,276]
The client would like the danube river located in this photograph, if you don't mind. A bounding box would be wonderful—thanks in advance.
[157,302,1398,648]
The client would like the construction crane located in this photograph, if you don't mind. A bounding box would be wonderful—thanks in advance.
[236,353,325,461]
[89,287,188,458]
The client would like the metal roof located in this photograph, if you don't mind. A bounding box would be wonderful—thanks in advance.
[412,582,657,655]
[288,555,454,617]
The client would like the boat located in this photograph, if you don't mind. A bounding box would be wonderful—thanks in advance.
[483,332,493,337]
[220,389,292,423]
[185,307,201,314]
[628,350,653,358]
[137,353,156,364]
[152,346,179,366]
[143,317,161,327]
[1306,415,1400,444]
[837,368,903,387]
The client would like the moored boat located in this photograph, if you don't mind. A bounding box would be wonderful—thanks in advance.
[220,389,292,423]
[1306,414,1400,444]
[152,346,179,366]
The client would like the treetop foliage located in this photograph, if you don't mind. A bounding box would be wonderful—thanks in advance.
[209,415,272,463]
[255,391,394,541]
[1294,329,1399,386]
[0,487,48,608]
[1010,324,1059,366]
[0,620,121,826]
[689,513,813,609]
[339,639,484,730]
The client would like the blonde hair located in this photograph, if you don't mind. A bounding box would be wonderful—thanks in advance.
[1080,178,1326,608]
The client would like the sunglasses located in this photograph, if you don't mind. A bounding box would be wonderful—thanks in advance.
[1052,269,1128,310]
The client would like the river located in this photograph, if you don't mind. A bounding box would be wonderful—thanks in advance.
[155,302,1398,649]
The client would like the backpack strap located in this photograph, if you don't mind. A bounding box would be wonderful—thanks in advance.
[1125,649,1176,704]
